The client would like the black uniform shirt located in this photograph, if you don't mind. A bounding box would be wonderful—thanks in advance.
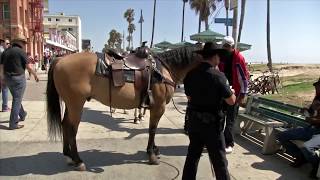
[184,62,233,114]
[0,47,27,75]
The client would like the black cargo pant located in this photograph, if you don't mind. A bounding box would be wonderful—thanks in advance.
[182,111,230,180]
[224,103,239,147]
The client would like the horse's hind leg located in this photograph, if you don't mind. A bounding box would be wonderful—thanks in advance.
[62,109,73,165]
[147,105,165,165]
[64,99,86,171]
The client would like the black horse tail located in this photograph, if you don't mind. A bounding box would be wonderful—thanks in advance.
[46,58,62,141]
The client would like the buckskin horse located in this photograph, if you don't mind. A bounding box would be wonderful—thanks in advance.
[46,45,201,171]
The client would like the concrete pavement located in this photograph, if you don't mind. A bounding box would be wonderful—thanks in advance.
[0,72,314,179]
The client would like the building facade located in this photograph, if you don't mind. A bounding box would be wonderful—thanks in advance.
[43,13,82,51]
[0,0,44,58]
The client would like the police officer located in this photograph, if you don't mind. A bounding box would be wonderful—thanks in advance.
[182,42,236,180]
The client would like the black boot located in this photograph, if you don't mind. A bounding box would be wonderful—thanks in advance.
[309,163,319,179]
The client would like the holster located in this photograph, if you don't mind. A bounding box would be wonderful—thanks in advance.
[190,111,218,124]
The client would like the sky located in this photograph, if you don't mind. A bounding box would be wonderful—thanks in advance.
[48,0,320,64]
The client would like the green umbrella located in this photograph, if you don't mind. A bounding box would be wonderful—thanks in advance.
[190,29,225,43]
[169,41,193,49]
[237,42,252,52]
[150,47,165,53]
[154,41,173,49]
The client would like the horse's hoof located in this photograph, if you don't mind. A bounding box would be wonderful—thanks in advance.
[134,118,140,124]
[149,154,160,165]
[74,163,86,171]
[134,120,140,124]
[65,156,75,166]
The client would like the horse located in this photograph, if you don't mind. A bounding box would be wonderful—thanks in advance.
[46,45,201,171]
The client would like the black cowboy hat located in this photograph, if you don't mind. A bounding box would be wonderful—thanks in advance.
[313,78,320,86]
[194,42,226,58]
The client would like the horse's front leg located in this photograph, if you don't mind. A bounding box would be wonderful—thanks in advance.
[147,104,165,165]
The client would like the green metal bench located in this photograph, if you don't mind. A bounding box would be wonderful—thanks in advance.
[237,95,309,154]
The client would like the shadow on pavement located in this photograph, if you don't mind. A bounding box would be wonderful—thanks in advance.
[0,149,149,176]
[82,108,183,139]
[235,135,311,180]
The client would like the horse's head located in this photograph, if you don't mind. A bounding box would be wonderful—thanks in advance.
[155,45,202,83]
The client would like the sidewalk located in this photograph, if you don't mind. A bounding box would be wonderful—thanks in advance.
[0,72,313,180]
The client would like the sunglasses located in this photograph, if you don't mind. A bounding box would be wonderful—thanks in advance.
[5,43,10,45]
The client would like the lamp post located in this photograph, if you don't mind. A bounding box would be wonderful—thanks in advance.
[138,9,144,46]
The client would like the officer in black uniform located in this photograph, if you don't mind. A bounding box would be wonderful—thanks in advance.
[182,42,236,180]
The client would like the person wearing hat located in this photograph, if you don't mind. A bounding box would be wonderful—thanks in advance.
[219,36,249,154]
[182,42,236,180]
[0,39,39,130]
[0,38,11,112]
[276,78,320,179]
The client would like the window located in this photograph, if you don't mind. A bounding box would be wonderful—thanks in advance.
[56,18,60,22]
[3,3,10,19]
[48,18,51,21]
[68,28,73,31]
[68,18,72,22]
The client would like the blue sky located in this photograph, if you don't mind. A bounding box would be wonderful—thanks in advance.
[48,0,320,63]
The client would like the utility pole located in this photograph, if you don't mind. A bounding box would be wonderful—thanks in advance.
[225,0,230,36]
[123,30,125,51]
[138,9,144,46]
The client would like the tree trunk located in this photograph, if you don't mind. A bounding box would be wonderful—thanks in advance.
[150,0,157,48]
[205,18,209,30]
[181,1,186,42]
[267,0,273,72]
[198,14,201,33]
[237,0,246,43]
[232,2,238,48]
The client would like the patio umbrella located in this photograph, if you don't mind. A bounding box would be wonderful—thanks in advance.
[169,41,193,49]
[154,41,172,50]
[150,47,165,54]
[190,29,225,43]
[237,42,252,52]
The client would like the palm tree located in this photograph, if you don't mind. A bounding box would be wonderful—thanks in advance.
[128,23,136,48]
[124,8,135,50]
[267,0,272,72]
[150,0,157,48]
[189,0,222,32]
[237,0,246,43]
[181,0,188,42]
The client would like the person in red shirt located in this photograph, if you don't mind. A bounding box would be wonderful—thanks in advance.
[219,36,249,153]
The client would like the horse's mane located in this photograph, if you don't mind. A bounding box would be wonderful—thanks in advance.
[155,45,201,68]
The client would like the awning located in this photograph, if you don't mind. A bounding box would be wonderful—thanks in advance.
[45,39,76,52]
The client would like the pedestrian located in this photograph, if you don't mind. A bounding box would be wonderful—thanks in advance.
[0,38,11,112]
[26,52,34,80]
[182,42,236,180]
[219,36,249,154]
[277,78,320,179]
[0,38,39,130]
[34,54,39,72]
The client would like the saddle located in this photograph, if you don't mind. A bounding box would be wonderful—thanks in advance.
[95,47,154,107]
